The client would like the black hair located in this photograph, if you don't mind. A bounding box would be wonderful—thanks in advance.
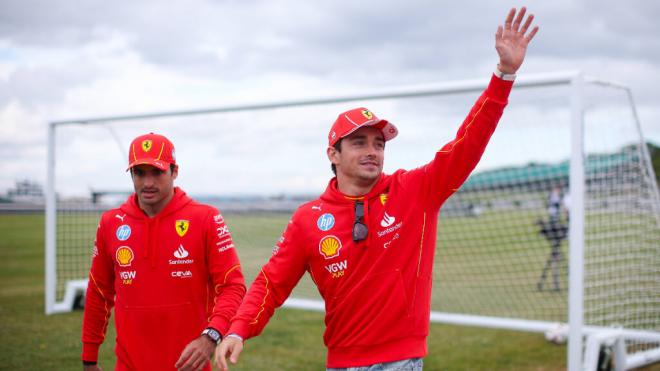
[330,140,342,175]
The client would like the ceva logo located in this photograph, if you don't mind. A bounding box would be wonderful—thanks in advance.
[380,212,396,228]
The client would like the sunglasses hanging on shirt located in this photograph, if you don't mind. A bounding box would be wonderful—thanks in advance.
[352,200,368,242]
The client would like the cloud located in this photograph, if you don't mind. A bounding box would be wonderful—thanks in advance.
[0,0,659,196]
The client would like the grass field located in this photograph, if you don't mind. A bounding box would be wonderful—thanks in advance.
[0,212,572,370]
[4,211,657,370]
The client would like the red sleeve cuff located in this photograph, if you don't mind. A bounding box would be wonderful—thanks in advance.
[207,317,230,338]
[82,342,100,363]
[487,74,514,103]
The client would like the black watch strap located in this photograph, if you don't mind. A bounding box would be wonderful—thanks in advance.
[83,360,98,366]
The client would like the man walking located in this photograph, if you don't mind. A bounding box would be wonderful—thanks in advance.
[217,7,538,370]
[81,133,245,370]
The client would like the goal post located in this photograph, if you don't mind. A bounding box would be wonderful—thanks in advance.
[569,72,586,371]
[45,71,660,370]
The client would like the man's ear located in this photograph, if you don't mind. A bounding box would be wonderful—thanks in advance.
[171,165,179,180]
[327,146,339,165]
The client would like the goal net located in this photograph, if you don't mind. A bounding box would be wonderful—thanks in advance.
[45,72,660,369]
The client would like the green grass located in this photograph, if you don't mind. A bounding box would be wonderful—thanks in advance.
[3,212,659,370]
[0,212,572,370]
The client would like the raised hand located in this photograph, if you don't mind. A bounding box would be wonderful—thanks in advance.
[495,7,539,74]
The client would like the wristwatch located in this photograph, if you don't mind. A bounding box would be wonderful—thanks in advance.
[201,327,222,344]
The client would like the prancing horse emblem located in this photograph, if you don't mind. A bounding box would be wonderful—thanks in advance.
[176,220,189,237]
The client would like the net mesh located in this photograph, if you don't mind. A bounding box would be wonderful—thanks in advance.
[50,78,660,355]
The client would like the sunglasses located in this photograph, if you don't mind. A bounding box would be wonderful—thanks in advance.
[353,201,368,242]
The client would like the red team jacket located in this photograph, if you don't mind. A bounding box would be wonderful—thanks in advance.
[228,75,514,368]
[82,188,245,370]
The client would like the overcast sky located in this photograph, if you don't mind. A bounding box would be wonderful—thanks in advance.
[1,0,659,197]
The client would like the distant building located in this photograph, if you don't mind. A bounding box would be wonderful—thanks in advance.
[5,180,44,204]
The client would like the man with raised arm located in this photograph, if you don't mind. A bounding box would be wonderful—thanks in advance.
[217,7,538,370]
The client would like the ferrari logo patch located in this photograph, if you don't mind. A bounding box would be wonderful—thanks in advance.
[379,193,388,205]
[141,139,153,152]
[361,109,373,120]
[176,220,190,237]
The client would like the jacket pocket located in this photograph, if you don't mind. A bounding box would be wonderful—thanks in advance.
[115,301,203,370]
[325,269,410,348]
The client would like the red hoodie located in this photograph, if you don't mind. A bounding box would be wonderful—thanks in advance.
[228,75,513,367]
[82,187,245,370]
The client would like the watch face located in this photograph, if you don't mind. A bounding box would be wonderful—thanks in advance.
[205,328,220,342]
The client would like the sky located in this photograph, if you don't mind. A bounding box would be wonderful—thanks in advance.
[1,0,659,197]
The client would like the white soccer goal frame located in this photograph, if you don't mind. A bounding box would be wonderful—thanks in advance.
[45,71,660,370]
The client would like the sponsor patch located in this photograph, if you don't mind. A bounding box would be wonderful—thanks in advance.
[175,220,189,237]
[272,236,285,255]
[319,235,342,259]
[174,244,189,259]
[380,212,396,228]
[361,109,373,120]
[92,245,98,258]
[116,246,134,267]
[141,139,152,152]
[119,270,136,284]
[377,221,403,238]
[217,243,235,253]
[169,244,193,264]
[379,193,388,205]
[213,214,224,224]
[216,225,230,238]
[316,213,335,231]
[116,224,131,241]
[383,233,400,249]
[325,259,348,278]
[171,270,193,278]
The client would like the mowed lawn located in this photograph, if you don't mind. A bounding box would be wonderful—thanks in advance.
[0,212,575,370]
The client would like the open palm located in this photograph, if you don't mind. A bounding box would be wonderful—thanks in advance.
[495,7,539,74]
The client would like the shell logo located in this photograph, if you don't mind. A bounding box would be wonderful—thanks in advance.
[319,235,342,259]
[116,246,134,267]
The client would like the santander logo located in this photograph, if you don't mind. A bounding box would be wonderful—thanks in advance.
[174,244,189,259]
[380,212,396,228]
